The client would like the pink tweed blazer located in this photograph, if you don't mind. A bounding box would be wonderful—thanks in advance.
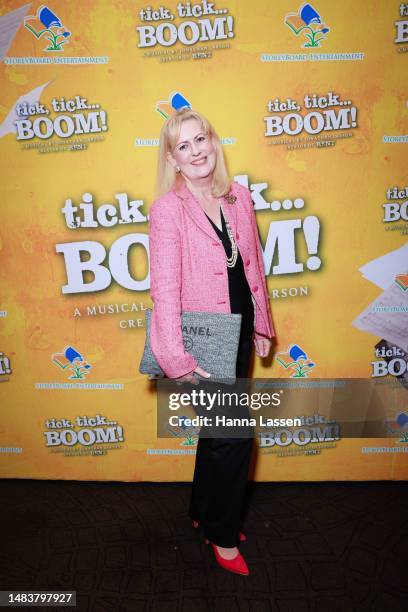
[149,180,275,379]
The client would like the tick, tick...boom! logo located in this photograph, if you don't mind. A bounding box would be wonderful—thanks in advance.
[395,4,408,52]
[264,91,357,149]
[14,95,108,153]
[44,414,124,457]
[258,413,340,457]
[137,1,234,61]
[383,186,408,236]
[372,345,408,377]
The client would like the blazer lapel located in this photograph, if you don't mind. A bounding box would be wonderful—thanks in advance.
[220,189,238,240]
[173,180,238,242]
[173,181,218,242]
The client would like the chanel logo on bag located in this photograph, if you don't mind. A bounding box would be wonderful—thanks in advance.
[181,326,212,337]
[183,336,194,350]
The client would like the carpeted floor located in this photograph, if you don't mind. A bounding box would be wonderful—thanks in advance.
[0,480,406,611]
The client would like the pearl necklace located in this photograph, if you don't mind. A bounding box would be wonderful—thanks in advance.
[198,193,238,268]
[219,200,238,268]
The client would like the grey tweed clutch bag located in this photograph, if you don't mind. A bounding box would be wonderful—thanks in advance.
[139,309,242,384]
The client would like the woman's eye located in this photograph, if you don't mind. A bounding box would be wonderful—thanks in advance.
[179,144,187,151]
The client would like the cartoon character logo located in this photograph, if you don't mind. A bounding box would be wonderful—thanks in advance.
[24,5,71,52]
[275,344,315,378]
[395,274,408,292]
[166,415,199,447]
[51,346,92,380]
[285,3,329,48]
[384,411,408,442]
[156,92,191,120]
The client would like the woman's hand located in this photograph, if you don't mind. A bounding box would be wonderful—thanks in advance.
[254,336,272,358]
[174,365,211,385]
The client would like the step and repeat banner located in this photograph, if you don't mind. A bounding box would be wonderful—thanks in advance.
[0,1,407,481]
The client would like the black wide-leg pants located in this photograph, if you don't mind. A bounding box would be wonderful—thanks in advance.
[188,334,255,548]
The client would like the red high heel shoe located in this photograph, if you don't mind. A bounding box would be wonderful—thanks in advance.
[210,543,249,576]
[192,520,247,542]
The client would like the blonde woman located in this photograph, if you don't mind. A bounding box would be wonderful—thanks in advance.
[149,108,274,575]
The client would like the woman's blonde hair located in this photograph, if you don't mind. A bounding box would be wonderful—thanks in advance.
[155,107,231,198]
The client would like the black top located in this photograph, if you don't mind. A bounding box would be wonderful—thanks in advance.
[205,208,254,340]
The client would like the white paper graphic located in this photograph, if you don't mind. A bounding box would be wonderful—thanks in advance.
[0,3,31,62]
[358,243,408,290]
[352,282,408,352]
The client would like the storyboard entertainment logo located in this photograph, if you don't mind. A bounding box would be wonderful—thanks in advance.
[4,4,109,64]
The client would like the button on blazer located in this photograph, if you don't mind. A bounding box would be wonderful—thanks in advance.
[148,180,275,379]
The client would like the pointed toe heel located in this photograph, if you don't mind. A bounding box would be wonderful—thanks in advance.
[211,543,249,576]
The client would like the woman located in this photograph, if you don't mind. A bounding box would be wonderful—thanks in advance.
[149,108,274,575]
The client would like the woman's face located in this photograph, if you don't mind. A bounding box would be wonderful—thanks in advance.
[167,118,217,181]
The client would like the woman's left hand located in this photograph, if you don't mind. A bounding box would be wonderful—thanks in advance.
[254,336,272,358]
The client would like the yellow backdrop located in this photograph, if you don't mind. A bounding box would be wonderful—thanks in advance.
[0,0,407,481]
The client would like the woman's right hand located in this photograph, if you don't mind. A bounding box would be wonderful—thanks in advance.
[174,365,211,385]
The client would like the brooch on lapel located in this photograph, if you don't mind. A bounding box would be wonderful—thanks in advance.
[223,192,236,205]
